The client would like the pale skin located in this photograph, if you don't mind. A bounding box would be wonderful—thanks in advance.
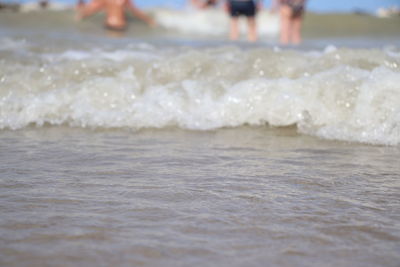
[225,1,261,42]
[228,15,257,42]
[273,0,304,45]
[76,0,155,30]
[191,0,258,42]
[191,0,218,9]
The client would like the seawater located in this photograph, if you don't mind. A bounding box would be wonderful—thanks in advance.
[1,36,400,145]
[1,127,400,267]
[0,8,400,267]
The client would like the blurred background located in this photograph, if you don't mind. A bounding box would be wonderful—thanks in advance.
[0,0,399,15]
[0,0,399,46]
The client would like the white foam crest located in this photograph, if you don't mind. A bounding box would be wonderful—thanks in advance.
[153,8,279,37]
[301,66,400,145]
[1,46,400,145]
[384,46,400,59]
[43,48,160,62]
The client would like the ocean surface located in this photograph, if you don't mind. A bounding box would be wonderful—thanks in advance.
[1,7,400,267]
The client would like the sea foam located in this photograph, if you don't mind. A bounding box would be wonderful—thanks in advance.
[0,40,399,145]
[153,9,280,37]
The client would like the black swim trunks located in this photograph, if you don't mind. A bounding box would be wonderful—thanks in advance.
[228,0,257,17]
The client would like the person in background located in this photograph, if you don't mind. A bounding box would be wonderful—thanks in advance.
[191,0,218,9]
[273,0,306,45]
[38,0,49,9]
[225,0,261,42]
[76,0,155,31]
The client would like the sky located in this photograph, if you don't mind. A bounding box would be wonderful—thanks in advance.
[8,0,400,13]
[304,0,400,13]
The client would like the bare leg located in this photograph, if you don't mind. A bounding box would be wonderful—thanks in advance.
[230,17,239,41]
[247,16,257,42]
[291,15,303,45]
[279,5,291,45]
[76,0,104,20]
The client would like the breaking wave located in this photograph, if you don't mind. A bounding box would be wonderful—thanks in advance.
[1,38,400,145]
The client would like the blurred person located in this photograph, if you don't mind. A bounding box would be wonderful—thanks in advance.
[38,0,49,9]
[76,0,155,31]
[273,0,306,45]
[191,0,218,9]
[225,0,261,42]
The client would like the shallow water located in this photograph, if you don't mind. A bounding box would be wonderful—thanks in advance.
[0,127,399,267]
[1,34,400,145]
[1,8,400,267]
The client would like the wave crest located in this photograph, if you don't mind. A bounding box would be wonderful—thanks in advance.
[1,42,400,145]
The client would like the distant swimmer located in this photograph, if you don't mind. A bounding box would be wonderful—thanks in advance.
[225,0,261,42]
[191,0,218,9]
[273,0,306,45]
[76,0,156,31]
[38,0,49,9]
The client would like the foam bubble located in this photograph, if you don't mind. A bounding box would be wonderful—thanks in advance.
[1,44,399,145]
[43,49,159,62]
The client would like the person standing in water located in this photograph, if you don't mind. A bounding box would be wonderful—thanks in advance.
[191,0,218,9]
[76,0,155,31]
[273,0,306,45]
[225,0,261,42]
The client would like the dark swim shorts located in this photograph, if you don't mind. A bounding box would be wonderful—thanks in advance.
[229,0,257,17]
